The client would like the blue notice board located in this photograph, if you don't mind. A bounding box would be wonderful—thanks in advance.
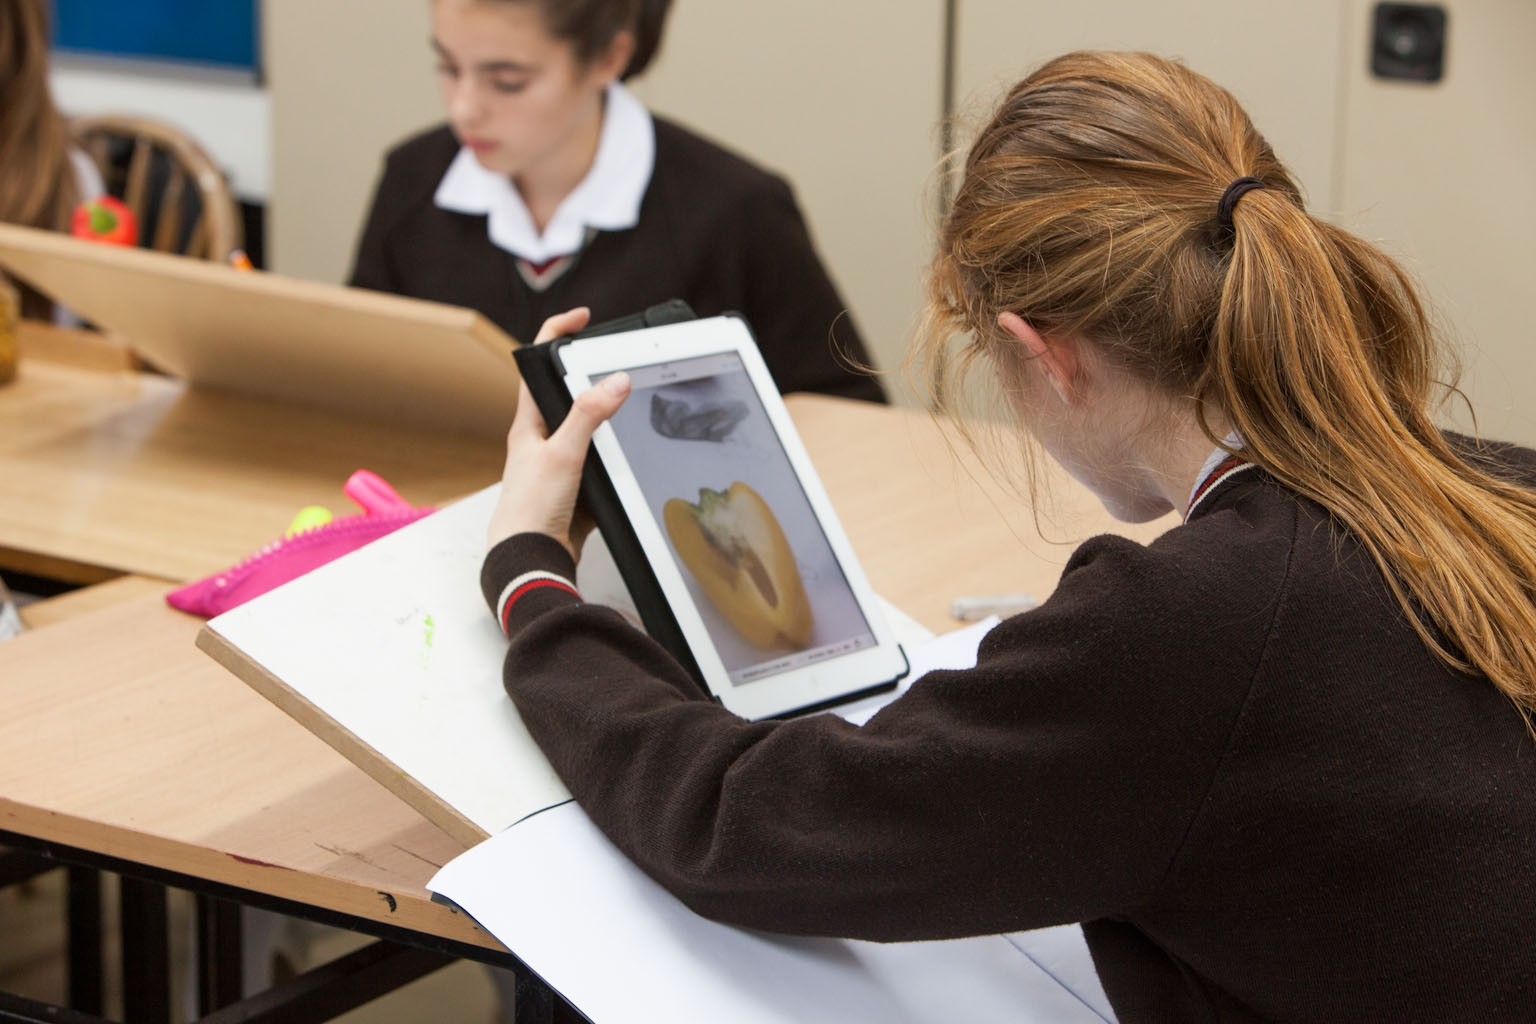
[51,0,260,73]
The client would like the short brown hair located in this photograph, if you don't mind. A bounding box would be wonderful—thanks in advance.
[521,0,673,80]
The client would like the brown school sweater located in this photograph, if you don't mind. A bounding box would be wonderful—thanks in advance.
[349,120,884,404]
[480,443,1536,1022]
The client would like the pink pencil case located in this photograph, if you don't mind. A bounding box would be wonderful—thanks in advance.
[166,469,434,618]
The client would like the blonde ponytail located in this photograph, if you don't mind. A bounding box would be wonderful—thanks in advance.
[1210,184,1536,722]
[916,50,1536,725]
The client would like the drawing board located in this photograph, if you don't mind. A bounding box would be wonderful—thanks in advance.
[0,223,519,437]
[196,483,930,847]
[197,487,560,846]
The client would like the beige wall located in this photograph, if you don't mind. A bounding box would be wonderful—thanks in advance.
[628,1,946,390]
[263,0,442,284]
[954,0,1345,215]
[955,0,1536,445]
[265,2,1536,440]
[1336,0,1536,445]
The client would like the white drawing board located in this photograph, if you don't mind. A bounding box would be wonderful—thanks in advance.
[197,486,566,846]
[196,481,930,847]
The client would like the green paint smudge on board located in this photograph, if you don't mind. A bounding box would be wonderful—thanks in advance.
[423,613,436,648]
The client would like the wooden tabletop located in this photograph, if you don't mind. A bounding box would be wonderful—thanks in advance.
[788,394,1172,632]
[0,322,505,585]
[0,332,1174,954]
[0,587,498,950]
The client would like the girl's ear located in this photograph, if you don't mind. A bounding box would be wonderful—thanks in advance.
[592,29,636,84]
[997,311,1080,405]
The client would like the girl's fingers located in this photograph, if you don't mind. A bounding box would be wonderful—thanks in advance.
[551,373,631,460]
[532,307,592,345]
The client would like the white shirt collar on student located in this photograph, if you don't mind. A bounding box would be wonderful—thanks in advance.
[433,81,656,265]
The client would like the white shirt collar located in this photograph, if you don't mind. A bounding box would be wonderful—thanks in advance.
[1185,431,1253,520]
[434,81,655,264]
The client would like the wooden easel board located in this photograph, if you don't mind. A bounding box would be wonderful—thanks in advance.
[197,486,569,847]
[0,223,519,437]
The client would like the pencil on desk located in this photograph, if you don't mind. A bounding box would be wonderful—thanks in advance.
[950,593,1037,621]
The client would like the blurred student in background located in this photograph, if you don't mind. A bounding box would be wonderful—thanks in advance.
[350,0,884,402]
[0,0,104,320]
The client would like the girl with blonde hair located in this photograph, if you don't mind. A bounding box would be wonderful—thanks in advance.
[479,51,1536,1020]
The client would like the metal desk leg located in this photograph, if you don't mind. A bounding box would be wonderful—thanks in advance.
[195,894,242,1014]
[552,995,587,1023]
[0,989,114,1024]
[514,968,553,1024]
[118,875,170,1024]
[65,866,103,1014]
[195,940,453,1024]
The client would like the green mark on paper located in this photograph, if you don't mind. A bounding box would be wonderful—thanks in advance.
[419,612,438,671]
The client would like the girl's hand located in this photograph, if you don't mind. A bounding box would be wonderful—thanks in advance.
[485,308,632,559]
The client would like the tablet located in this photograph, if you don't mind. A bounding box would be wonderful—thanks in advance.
[551,315,908,720]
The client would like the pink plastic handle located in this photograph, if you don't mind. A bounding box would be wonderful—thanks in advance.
[343,469,411,515]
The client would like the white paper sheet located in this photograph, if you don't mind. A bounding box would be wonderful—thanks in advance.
[207,487,571,837]
[430,803,1113,1023]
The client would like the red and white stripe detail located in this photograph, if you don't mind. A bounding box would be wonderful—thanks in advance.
[1186,453,1257,521]
[496,570,580,635]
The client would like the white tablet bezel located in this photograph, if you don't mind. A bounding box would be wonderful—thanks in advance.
[555,316,908,720]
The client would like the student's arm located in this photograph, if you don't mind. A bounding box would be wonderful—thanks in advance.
[481,527,1256,942]
[480,342,1249,941]
[348,162,402,293]
[347,129,457,293]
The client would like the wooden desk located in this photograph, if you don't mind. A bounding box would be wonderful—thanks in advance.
[788,394,1172,632]
[0,323,504,585]
[0,340,1173,1019]
[0,392,1170,919]
[0,589,495,953]
[0,330,516,1019]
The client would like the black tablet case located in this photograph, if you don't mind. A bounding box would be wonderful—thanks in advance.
[512,300,707,686]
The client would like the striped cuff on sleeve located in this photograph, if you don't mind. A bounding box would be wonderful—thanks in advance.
[481,532,583,638]
[495,570,580,636]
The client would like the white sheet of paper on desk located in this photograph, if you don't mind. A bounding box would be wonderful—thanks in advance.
[430,802,1112,1024]
[429,618,1117,1024]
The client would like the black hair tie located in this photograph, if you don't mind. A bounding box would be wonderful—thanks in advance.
[1215,176,1266,243]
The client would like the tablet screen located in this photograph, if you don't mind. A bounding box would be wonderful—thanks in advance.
[596,352,878,687]
[552,314,907,719]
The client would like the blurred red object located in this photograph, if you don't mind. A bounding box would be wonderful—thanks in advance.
[71,196,138,246]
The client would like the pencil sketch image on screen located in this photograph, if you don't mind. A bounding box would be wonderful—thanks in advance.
[600,355,875,686]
